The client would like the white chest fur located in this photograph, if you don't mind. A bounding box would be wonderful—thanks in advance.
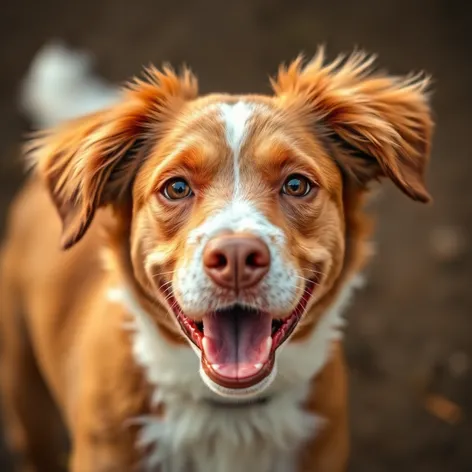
[107,276,362,472]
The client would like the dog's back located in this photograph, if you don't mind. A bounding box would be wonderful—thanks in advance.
[0,43,120,471]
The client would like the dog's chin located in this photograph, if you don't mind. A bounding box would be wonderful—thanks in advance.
[160,280,317,399]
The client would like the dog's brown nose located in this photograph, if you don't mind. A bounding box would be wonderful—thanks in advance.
[203,234,270,290]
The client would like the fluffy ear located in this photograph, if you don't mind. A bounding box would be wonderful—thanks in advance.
[272,49,434,202]
[26,66,198,249]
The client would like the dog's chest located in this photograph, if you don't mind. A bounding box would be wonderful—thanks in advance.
[108,277,360,472]
[109,287,320,471]
[137,390,317,472]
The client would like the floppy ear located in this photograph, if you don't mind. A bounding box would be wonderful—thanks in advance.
[272,49,434,202]
[26,66,198,249]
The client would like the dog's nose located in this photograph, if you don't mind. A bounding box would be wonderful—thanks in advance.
[203,234,270,290]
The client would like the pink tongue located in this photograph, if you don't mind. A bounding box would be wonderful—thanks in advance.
[202,308,272,380]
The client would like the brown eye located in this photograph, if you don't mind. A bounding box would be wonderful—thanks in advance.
[162,178,193,200]
[281,174,313,197]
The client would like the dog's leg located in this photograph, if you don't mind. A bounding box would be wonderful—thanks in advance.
[297,343,349,472]
[70,439,128,472]
[0,247,67,472]
[67,344,147,472]
[69,416,140,472]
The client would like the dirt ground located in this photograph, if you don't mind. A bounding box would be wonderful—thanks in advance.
[1,0,471,470]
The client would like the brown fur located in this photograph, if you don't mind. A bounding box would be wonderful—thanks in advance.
[0,49,433,471]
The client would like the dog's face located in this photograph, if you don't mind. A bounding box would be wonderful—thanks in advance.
[132,96,346,394]
[31,51,433,397]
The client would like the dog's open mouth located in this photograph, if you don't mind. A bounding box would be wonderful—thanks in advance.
[162,279,316,390]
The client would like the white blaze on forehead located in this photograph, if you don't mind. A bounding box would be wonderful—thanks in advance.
[219,101,255,197]
[219,101,255,151]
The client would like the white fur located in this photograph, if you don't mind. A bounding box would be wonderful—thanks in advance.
[20,41,120,128]
[108,274,363,472]
[219,102,255,197]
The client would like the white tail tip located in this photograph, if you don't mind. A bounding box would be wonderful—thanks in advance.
[20,40,121,128]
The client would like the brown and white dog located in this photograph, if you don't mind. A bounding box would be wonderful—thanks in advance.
[0,44,433,472]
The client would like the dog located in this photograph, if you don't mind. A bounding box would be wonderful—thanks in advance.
[0,43,433,472]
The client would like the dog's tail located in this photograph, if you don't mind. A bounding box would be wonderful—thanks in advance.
[19,41,121,128]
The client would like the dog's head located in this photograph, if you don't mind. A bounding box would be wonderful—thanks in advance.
[29,50,433,397]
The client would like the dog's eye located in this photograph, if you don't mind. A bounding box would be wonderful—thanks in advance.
[281,174,313,197]
[162,178,193,200]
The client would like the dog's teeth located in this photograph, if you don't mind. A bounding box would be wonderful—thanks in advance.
[212,364,220,370]
[254,363,263,370]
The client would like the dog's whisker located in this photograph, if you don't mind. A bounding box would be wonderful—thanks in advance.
[303,267,326,277]
[160,281,174,290]
[295,275,314,283]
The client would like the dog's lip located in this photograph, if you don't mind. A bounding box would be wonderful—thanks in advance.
[201,353,276,389]
[160,279,317,390]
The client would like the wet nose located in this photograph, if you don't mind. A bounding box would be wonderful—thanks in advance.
[203,233,270,290]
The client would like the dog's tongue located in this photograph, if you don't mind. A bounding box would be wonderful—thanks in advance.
[202,307,272,381]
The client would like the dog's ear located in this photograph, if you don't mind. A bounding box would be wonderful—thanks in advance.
[272,49,434,202]
[26,66,198,249]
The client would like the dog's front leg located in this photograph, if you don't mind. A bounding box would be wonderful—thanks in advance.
[70,428,140,472]
[297,343,349,472]
[68,370,149,471]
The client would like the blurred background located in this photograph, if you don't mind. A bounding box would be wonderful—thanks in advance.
[0,0,471,470]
